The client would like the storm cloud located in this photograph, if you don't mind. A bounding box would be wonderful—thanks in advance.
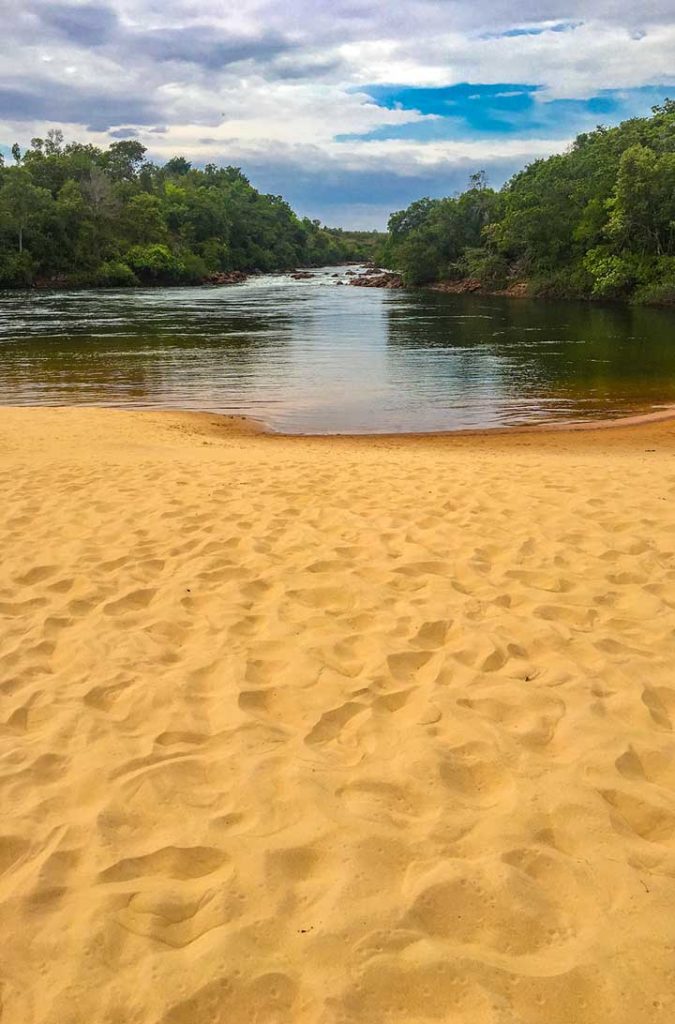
[0,82,159,129]
[37,2,119,46]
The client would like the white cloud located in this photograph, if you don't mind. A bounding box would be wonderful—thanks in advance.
[1,0,673,224]
[130,132,573,173]
[340,21,675,97]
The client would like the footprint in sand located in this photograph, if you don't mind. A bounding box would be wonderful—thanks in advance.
[103,588,157,615]
[600,788,675,843]
[305,701,365,744]
[99,845,229,882]
[642,686,675,730]
[438,741,511,802]
[0,835,30,877]
[337,779,425,826]
[410,619,450,649]
[116,886,239,949]
[14,565,57,586]
[402,856,579,958]
[386,650,434,683]
[615,744,675,786]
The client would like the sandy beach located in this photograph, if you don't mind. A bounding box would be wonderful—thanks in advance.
[2,405,675,1023]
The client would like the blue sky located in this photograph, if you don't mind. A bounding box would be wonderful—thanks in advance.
[342,84,672,141]
[1,2,674,227]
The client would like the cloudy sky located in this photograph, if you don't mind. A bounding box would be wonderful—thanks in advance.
[1,0,674,226]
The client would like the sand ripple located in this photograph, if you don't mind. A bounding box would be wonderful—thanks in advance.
[1,408,675,1023]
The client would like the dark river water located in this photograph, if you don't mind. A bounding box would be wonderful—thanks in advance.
[1,265,675,433]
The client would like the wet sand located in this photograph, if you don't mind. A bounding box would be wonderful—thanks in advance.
[2,405,675,1023]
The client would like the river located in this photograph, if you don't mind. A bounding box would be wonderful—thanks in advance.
[1,265,674,433]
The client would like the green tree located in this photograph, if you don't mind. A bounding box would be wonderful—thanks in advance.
[0,132,385,286]
[164,156,192,176]
[44,129,64,156]
[102,140,147,181]
[124,193,167,244]
[382,99,675,302]
[0,169,52,252]
[607,145,675,256]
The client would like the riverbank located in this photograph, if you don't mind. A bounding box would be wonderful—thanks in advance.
[2,405,675,1024]
[367,272,675,306]
[428,277,675,306]
[17,264,372,292]
[429,277,530,299]
[12,268,675,307]
[353,270,675,306]
[27,265,352,291]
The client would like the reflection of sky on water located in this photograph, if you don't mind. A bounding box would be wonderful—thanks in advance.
[1,268,675,433]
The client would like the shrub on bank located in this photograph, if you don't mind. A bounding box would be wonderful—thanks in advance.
[633,278,675,306]
[95,260,138,287]
[528,266,593,299]
[179,252,208,283]
[459,247,509,289]
[125,244,186,284]
[0,252,35,287]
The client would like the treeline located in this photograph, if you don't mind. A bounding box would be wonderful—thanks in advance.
[379,100,675,305]
[0,131,379,287]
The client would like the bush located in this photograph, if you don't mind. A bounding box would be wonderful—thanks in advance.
[95,260,138,287]
[125,244,185,283]
[459,247,509,288]
[0,252,35,287]
[200,239,230,272]
[633,279,675,306]
[529,265,594,299]
[582,248,652,299]
[396,235,442,285]
[179,252,208,283]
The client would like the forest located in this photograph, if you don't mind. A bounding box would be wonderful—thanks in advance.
[0,133,380,287]
[3,101,674,301]
[379,101,675,304]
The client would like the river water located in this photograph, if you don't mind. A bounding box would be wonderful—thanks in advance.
[1,266,674,433]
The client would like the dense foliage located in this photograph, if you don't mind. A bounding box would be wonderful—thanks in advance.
[0,131,379,287]
[380,101,675,304]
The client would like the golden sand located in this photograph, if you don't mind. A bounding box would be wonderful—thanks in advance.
[2,405,675,1023]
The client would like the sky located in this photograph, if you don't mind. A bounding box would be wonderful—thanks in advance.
[1,0,674,227]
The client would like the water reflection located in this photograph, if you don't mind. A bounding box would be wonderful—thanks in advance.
[1,268,675,433]
[383,291,675,430]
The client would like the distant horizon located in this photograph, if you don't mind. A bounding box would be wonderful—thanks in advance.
[2,1,674,228]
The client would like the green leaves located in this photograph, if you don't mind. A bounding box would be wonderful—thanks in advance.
[385,177,502,286]
[125,244,185,282]
[0,168,53,252]
[383,101,675,303]
[0,135,368,287]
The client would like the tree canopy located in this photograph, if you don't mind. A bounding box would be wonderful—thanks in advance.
[0,134,382,287]
[379,100,675,305]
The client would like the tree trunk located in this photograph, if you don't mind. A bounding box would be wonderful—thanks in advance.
[18,225,22,254]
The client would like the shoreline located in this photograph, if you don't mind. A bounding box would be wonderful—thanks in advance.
[262,402,675,442]
[17,261,369,293]
[5,272,675,308]
[5,399,675,444]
